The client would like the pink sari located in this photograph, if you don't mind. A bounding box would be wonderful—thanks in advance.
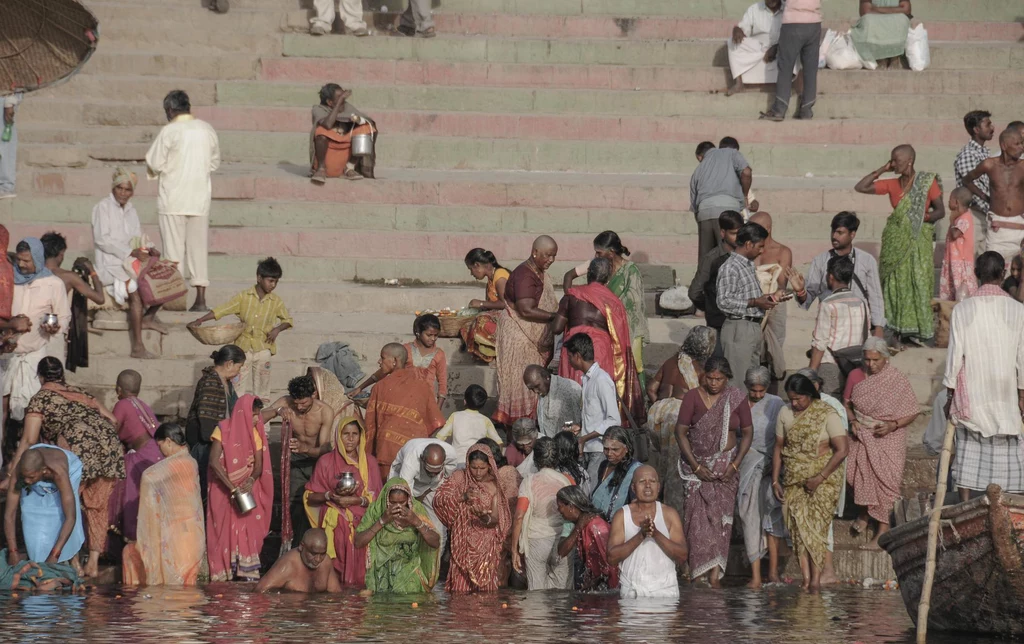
[111,397,163,541]
[206,395,273,581]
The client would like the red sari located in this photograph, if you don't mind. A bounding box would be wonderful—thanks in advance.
[303,416,382,585]
[576,515,618,591]
[0,224,12,320]
[557,282,647,426]
[433,445,512,593]
[206,395,274,582]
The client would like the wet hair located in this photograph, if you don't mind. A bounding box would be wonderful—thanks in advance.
[162,89,191,115]
[963,110,992,137]
[470,441,501,468]
[116,369,142,395]
[288,375,316,400]
[718,136,740,150]
[719,210,744,231]
[695,141,716,158]
[602,426,635,492]
[784,373,820,400]
[413,313,441,336]
[587,257,612,285]
[464,248,504,271]
[975,251,1006,285]
[736,222,769,246]
[256,257,283,280]
[37,356,65,384]
[593,230,630,257]
[511,418,539,439]
[826,254,855,285]
[463,384,488,411]
[211,344,246,366]
[744,366,771,388]
[554,430,585,483]
[154,422,187,446]
[15,241,30,254]
[533,436,559,470]
[40,232,67,260]
[564,333,594,361]
[556,485,601,515]
[831,211,860,233]
[703,355,733,380]
[319,83,342,106]
[251,398,265,413]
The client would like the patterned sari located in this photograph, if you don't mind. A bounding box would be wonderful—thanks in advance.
[574,515,618,591]
[433,445,512,593]
[781,400,844,568]
[678,386,746,579]
[878,172,942,339]
[845,364,918,524]
[606,261,648,388]
[647,352,702,517]
[461,267,510,363]
[358,478,439,594]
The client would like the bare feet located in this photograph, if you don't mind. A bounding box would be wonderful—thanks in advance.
[746,579,762,589]
[859,539,883,551]
[767,573,781,584]
[850,518,868,535]
[819,570,838,585]
[130,348,159,360]
[141,317,169,335]
[724,81,743,97]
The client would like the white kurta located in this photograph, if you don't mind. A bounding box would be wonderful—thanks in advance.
[943,293,1024,438]
[144,114,220,218]
[91,193,142,286]
[727,2,784,83]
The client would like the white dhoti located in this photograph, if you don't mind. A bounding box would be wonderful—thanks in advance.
[728,35,778,84]
[105,279,139,307]
[3,346,47,421]
[984,213,1024,270]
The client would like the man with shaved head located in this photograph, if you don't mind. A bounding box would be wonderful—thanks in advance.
[256,528,341,593]
[749,211,792,383]
[362,343,444,480]
[523,364,581,438]
[390,437,457,547]
[939,187,979,301]
[964,128,1024,268]
[112,369,162,543]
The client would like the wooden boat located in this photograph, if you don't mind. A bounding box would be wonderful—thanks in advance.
[879,485,1024,636]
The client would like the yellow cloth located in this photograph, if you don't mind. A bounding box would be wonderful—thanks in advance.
[211,286,294,355]
[210,426,263,450]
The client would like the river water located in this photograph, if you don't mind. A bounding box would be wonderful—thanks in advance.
[0,584,1008,643]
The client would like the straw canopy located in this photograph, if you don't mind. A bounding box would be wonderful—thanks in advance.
[0,0,98,94]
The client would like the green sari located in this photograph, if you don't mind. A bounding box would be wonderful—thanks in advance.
[850,0,911,63]
[607,260,648,388]
[357,477,439,594]
[878,172,940,340]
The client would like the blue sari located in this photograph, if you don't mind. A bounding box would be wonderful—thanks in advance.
[592,460,641,522]
[21,445,85,563]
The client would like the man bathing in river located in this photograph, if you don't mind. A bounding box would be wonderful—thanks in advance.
[256,528,341,593]
[963,128,1024,271]
[263,375,335,545]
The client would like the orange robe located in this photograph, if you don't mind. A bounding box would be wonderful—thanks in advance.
[364,368,445,480]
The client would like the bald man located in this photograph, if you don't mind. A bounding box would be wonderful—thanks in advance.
[749,212,792,382]
[256,528,341,593]
[389,437,457,546]
[964,128,1024,268]
[363,343,445,481]
[523,365,582,438]
[112,369,162,542]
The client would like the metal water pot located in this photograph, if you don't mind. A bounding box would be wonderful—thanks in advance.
[351,132,374,157]
[338,472,356,494]
[232,488,257,515]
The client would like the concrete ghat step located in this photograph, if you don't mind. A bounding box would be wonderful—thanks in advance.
[84,50,261,81]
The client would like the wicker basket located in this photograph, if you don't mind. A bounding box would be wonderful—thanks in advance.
[438,315,474,338]
[188,322,245,346]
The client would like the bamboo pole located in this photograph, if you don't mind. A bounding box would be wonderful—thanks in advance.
[917,420,957,644]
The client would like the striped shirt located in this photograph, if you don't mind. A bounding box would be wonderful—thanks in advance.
[811,288,868,364]
[212,286,293,354]
[716,252,764,319]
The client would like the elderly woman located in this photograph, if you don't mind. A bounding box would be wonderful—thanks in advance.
[590,427,641,523]
[91,166,164,359]
[123,423,206,586]
[506,418,540,475]
[737,366,785,588]
[850,0,912,70]
[354,478,440,594]
[434,444,512,593]
[772,374,849,591]
[675,356,752,587]
[494,236,559,426]
[303,416,382,585]
[462,248,510,363]
[511,438,573,589]
[556,485,618,591]
[855,145,944,346]
[646,326,717,516]
[843,337,919,549]
[185,345,245,502]
[12,357,124,578]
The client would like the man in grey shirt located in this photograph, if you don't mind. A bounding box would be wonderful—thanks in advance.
[689,137,757,259]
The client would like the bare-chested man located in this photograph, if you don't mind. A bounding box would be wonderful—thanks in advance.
[264,374,335,545]
[255,528,341,593]
[964,128,1024,268]
[749,212,791,383]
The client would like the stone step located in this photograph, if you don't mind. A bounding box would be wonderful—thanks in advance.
[282,34,1022,70]
[95,29,283,55]
[84,50,261,81]
[30,75,219,106]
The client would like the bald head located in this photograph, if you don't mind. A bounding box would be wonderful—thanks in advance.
[1000,128,1023,146]
[749,212,772,235]
[382,342,407,362]
[634,464,658,481]
[532,235,557,253]
[422,443,447,469]
[116,369,142,396]
[950,186,973,209]
[892,144,916,162]
[523,364,551,396]
[630,464,661,502]
[19,450,45,477]
[302,527,328,550]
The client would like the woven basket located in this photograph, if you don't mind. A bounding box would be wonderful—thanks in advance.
[0,0,99,95]
[438,315,473,338]
[188,322,244,346]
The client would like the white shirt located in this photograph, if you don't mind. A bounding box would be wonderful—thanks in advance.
[145,114,220,217]
[389,438,457,498]
[943,290,1024,437]
[618,503,679,599]
[738,2,783,43]
[581,362,619,453]
[434,409,503,465]
[91,193,142,285]
[12,276,71,354]
[517,452,538,477]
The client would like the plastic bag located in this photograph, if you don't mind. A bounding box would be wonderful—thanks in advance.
[818,28,839,69]
[826,33,863,70]
[658,286,692,311]
[906,24,930,71]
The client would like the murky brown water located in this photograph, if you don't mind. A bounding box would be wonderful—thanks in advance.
[0,584,1012,643]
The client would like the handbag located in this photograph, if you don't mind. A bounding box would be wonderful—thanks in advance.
[616,391,655,463]
[137,258,189,307]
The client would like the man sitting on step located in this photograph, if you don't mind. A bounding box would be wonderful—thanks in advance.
[310,84,377,184]
[309,0,370,38]
[725,0,784,96]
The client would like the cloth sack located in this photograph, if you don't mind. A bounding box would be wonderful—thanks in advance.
[905,24,929,71]
[137,258,188,307]
[826,33,863,70]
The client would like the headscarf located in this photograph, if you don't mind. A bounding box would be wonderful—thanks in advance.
[217,394,266,482]
[335,415,373,501]
[359,477,439,593]
[12,237,53,285]
[111,166,138,190]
